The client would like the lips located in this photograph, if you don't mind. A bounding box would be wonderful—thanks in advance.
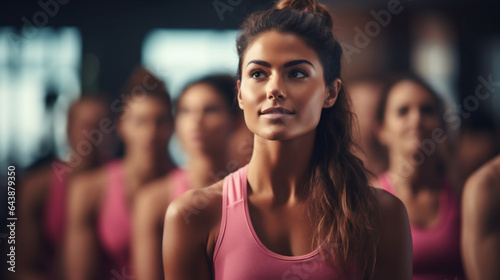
[260,107,294,115]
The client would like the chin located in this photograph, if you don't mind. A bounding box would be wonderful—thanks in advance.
[256,128,287,141]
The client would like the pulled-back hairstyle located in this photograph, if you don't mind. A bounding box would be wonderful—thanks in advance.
[236,0,378,278]
[376,73,445,125]
[176,74,239,117]
[375,73,448,176]
[119,65,173,120]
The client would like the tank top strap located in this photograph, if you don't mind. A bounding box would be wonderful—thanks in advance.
[437,176,460,225]
[378,172,395,194]
[226,164,248,206]
[107,160,123,195]
[213,164,248,261]
[98,160,132,273]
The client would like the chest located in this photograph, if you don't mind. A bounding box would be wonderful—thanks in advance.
[247,198,316,257]
[400,190,441,229]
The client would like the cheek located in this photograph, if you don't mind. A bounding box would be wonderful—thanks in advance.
[381,120,403,145]
[175,116,190,141]
[240,77,267,105]
[426,116,442,129]
[158,124,171,140]
[385,115,405,133]
[205,114,232,135]
[296,88,325,125]
[240,89,260,127]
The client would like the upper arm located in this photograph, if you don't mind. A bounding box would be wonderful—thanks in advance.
[462,171,500,280]
[132,184,169,280]
[163,184,222,280]
[18,170,49,275]
[372,188,413,280]
[65,174,102,280]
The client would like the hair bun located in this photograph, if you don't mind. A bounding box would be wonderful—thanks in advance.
[275,0,333,29]
[276,0,316,12]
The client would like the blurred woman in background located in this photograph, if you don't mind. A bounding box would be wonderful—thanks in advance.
[462,154,500,280]
[18,96,113,280]
[132,74,244,280]
[375,74,466,280]
[65,67,176,280]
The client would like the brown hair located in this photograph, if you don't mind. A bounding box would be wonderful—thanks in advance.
[376,73,445,125]
[118,65,173,120]
[237,0,378,278]
[175,74,239,117]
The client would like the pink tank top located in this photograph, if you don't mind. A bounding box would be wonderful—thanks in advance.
[44,160,67,249]
[213,165,358,280]
[97,160,132,276]
[378,172,465,280]
[169,168,190,200]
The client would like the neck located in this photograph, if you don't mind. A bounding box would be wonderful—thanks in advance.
[185,149,229,189]
[247,130,315,202]
[66,153,106,178]
[387,151,441,193]
[122,150,174,190]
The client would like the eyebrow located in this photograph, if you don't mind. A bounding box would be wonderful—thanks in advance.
[246,59,315,69]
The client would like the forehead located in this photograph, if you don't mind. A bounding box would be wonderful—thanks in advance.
[179,83,226,107]
[70,100,106,119]
[243,30,321,66]
[125,95,170,116]
[386,80,437,107]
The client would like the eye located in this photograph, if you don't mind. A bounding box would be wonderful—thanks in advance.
[250,70,267,79]
[156,116,169,126]
[177,107,189,115]
[289,69,308,79]
[204,105,222,114]
[421,105,436,116]
[397,106,409,117]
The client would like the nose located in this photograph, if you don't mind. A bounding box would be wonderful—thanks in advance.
[409,108,423,128]
[266,74,286,100]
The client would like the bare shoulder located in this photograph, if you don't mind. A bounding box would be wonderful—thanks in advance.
[372,187,407,220]
[463,155,500,220]
[464,155,500,194]
[136,173,173,208]
[371,187,412,279]
[67,166,109,219]
[134,174,174,222]
[20,163,52,206]
[165,180,224,231]
[371,187,411,246]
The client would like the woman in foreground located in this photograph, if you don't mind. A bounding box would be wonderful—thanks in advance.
[163,0,412,279]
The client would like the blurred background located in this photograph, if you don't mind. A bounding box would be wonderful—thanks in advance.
[0,0,499,277]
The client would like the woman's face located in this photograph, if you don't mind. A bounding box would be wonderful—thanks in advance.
[175,83,233,155]
[379,80,441,157]
[119,96,172,158]
[238,30,338,141]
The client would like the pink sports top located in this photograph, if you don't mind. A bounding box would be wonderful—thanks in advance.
[97,160,132,276]
[169,168,191,200]
[213,165,359,280]
[44,160,67,249]
[378,172,465,280]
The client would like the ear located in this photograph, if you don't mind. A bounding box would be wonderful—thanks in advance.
[237,80,244,110]
[323,78,341,108]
